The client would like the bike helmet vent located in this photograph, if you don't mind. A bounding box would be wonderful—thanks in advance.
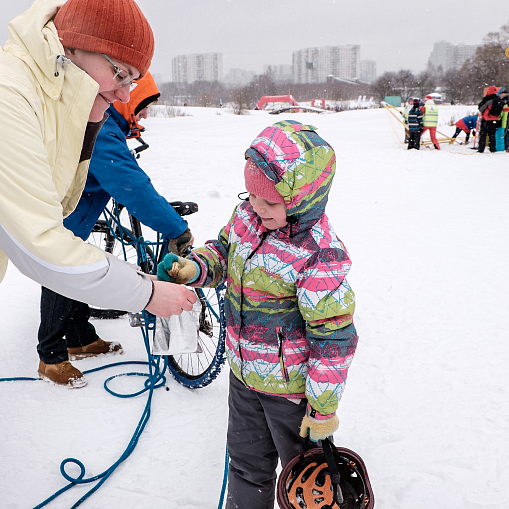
[277,444,375,509]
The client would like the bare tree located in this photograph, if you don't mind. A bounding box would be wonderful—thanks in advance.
[371,72,398,101]
[249,71,277,103]
[414,70,435,100]
[231,87,251,115]
[441,69,464,103]
[459,21,509,101]
[394,69,415,102]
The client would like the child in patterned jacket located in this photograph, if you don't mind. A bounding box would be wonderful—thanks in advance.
[158,120,358,509]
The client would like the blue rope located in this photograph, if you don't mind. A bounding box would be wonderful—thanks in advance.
[33,312,164,508]
[217,445,229,509]
[0,311,166,508]
[1,311,229,508]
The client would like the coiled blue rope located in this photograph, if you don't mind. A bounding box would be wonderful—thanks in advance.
[0,311,228,508]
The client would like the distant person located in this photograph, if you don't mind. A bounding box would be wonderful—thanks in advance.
[158,120,358,509]
[407,99,424,150]
[403,97,414,143]
[477,86,503,153]
[421,95,440,150]
[499,88,509,152]
[38,72,193,387]
[451,115,478,144]
[0,0,196,335]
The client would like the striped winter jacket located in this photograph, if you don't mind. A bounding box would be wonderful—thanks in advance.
[407,106,423,132]
[189,121,358,415]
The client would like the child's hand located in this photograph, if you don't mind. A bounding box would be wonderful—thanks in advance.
[157,253,199,284]
[300,406,339,442]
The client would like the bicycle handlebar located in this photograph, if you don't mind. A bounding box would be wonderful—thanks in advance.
[170,201,198,216]
[130,137,150,159]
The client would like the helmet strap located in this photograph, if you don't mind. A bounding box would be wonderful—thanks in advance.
[322,437,344,505]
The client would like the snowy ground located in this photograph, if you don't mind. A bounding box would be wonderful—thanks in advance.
[1,105,508,509]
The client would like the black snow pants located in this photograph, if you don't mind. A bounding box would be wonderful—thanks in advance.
[477,119,498,152]
[226,371,315,509]
[407,131,421,150]
[37,287,99,364]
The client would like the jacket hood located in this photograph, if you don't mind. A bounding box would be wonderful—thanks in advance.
[425,98,435,105]
[113,71,160,138]
[245,120,336,234]
[3,0,70,100]
[486,86,498,96]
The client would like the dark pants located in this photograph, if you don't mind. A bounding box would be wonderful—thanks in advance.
[37,287,98,364]
[404,126,409,144]
[407,131,421,150]
[226,371,314,509]
[452,127,471,142]
[477,119,498,152]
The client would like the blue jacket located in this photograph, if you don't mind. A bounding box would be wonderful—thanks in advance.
[461,115,478,131]
[64,106,188,241]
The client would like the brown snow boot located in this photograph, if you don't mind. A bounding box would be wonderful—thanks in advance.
[68,338,123,360]
[38,360,87,388]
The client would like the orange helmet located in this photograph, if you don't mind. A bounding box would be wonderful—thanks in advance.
[277,439,374,509]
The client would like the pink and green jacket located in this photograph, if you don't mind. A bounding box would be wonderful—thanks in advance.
[189,120,357,415]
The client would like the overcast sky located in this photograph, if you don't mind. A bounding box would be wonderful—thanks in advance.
[1,0,504,82]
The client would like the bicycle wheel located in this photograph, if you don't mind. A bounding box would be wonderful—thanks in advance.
[88,219,154,318]
[166,283,226,389]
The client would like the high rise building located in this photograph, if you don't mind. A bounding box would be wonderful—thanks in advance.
[292,45,360,84]
[428,41,478,72]
[360,60,377,84]
[172,53,223,83]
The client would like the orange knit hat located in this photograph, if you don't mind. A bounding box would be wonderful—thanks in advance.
[54,0,154,78]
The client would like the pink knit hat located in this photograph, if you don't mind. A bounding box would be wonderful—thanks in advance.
[244,158,284,203]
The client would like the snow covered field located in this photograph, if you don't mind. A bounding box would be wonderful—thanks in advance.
[1,105,508,509]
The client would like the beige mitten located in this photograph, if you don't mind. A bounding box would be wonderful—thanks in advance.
[300,410,339,442]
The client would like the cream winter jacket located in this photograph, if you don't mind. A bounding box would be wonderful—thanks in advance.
[0,0,152,311]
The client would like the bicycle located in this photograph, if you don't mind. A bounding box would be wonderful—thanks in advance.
[88,198,226,389]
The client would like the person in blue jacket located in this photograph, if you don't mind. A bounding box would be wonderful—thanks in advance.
[37,72,192,388]
[451,114,479,144]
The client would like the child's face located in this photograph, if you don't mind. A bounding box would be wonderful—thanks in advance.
[249,194,288,230]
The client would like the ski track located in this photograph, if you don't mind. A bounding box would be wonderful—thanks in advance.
[1,105,508,508]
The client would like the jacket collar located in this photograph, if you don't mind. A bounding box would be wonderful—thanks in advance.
[4,1,67,99]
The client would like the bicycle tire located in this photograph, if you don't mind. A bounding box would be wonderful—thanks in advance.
[166,283,226,389]
[88,219,154,319]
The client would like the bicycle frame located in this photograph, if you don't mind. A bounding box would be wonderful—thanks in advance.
[94,198,227,389]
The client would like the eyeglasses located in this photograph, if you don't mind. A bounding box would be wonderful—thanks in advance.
[101,54,138,91]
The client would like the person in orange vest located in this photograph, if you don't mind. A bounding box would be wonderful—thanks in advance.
[421,95,440,150]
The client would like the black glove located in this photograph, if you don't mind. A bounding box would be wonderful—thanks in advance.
[167,228,193,256]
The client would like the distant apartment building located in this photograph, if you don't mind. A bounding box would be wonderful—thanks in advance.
[172,52,223,83]
[428,41,478,72]
[223,68,256,87]
[263,64,293,84]
[360,60,377,83]
[293,45,360,84]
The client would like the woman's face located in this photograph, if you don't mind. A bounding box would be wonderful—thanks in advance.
[64,49,140,122]
[249,194,288,230]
